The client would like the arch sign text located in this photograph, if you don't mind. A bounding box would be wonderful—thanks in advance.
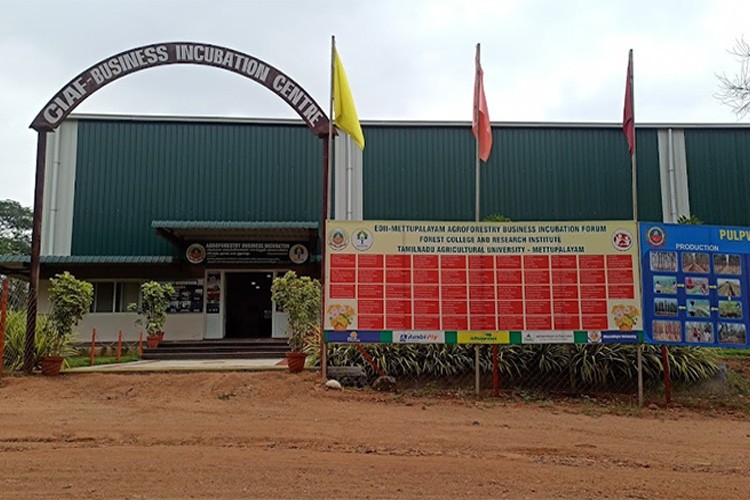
[31,42,329,136]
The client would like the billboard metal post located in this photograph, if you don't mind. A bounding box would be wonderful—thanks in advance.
[661,344,672,404]
[492,344,500,396]
[637,345,644,407]
[475,345,480,395]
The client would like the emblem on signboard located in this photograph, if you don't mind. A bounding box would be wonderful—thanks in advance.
[328,228,349,250]
[289,244,309,264]
[611,229,633,251]
[352,228,373,251]
[587,331,602,343]
[185,243,206,264]
[646,226,667,248]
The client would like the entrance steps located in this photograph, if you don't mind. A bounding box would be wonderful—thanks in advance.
[143,338,289,360]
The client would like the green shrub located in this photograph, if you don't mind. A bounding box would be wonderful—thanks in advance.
[482,214,512,222]
[311,340,718,389]
[677,214,704,225]
[271,271,321,352]
[128,281,175,338]
[2,310,73,371]
[48,272,93,355]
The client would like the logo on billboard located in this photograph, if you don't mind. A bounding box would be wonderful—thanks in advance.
[186,243,206,264]
[612,229,634,251]
[646,226,667,248]
[352,228,373,251]
[587,331,602,343]
[328,228,349,250]
[289,244,309,264]
[393,331,443,343]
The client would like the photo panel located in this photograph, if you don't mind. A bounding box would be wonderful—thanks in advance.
[713,254,742,275]
[653,320,682,342]
[684,276,709,296]
[682,252,710,273]
[650,251,677,272]
[686,299,710,318]
[653,275,677,295]
[718,323,747,345]
[717,278,742,297]
[654,298,678,317]
[685,321,714,343]
[718,300,743,319]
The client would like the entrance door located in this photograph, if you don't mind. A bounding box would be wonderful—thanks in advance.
[225,272,273,338]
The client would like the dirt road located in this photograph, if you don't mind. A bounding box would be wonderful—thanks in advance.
[1,372,749,498]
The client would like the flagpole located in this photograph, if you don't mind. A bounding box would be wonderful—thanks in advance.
[627,48,644,407]
[474,43,482,395]
[475,43,481,223]
[627,48,667,405]
[320,35,336,381]
[328,35,335,220]
[629,49,638,222]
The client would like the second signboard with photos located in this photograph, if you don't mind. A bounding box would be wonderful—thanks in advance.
[324,220,643,345]
[641,223,750,348]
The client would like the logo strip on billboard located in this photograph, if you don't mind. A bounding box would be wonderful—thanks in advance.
[324,330,641,344]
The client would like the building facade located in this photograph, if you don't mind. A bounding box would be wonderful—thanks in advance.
[2,114,749,342]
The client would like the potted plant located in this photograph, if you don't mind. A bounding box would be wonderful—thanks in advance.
[271,271,321,373]
[128,281,175,348]
[44,272,94,375]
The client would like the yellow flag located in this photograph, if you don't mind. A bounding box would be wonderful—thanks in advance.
[333,47,365,150]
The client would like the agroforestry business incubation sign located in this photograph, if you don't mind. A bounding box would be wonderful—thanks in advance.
[323,220,644,346]
[30,42,329,136]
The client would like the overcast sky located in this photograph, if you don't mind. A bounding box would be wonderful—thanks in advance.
[2,0,748,206]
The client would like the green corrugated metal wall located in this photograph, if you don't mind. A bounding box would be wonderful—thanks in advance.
[72,120,323,255]
[684,129,750,226]
[72,118,745,256]
[362,125,661,222]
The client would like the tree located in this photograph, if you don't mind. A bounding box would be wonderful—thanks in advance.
[0,199,32,255]
[716,37,750,118]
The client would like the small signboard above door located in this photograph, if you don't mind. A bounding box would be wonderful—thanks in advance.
[185,241,310,266]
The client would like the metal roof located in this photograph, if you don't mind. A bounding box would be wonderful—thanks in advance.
[69,113,750,129]
[153,220,319,246]
[0,256,175,264]
[151,220,318,229]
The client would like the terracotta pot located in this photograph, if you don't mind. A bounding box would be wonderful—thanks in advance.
[40,356,64,376]
[146,336,160,348]
[286,352,307,373]
[156,331,165,342]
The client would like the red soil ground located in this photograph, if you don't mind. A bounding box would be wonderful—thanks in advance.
[1,371,749,498]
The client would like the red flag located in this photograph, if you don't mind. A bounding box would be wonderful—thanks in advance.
[622,50,634,155]
[473,45,492,162]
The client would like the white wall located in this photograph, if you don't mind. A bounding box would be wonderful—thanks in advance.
[41,120,78,256]
[38,280,204,342]
[77,313,204,342]
[657,128,690,223]
[334,133,363,220]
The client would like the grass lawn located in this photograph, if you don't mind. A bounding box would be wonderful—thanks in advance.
[714,348,750,359]
[65,354,142,368]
